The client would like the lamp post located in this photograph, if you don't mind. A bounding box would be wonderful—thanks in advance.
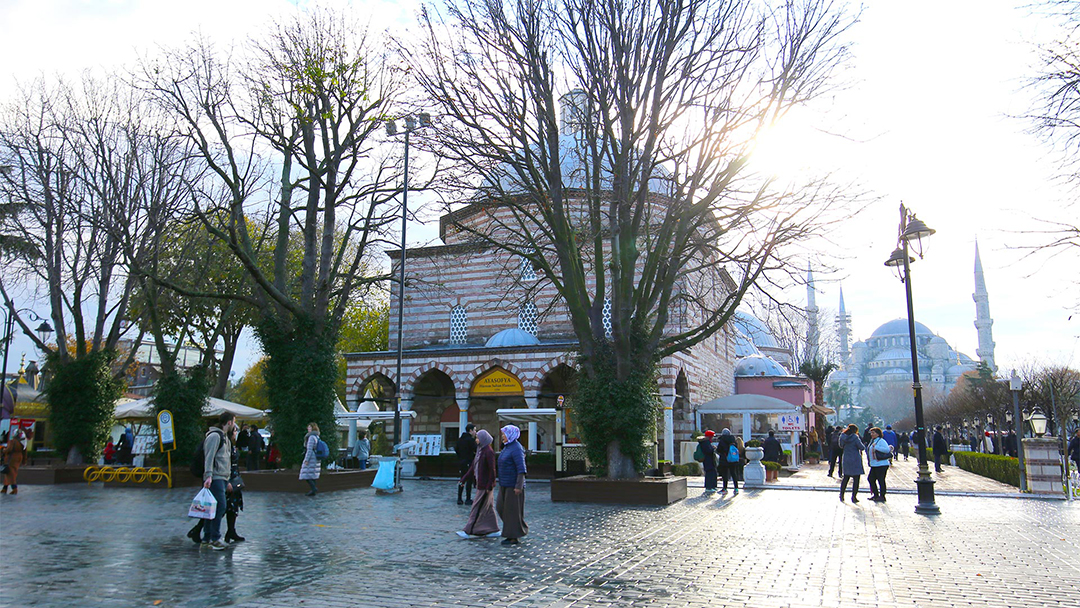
[385,112,430,470]
[884,203,940,515]
[1028,408,1047,437]
[2,305,52,387]
[1010,370,1027,492]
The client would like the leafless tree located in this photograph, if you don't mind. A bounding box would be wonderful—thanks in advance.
[408,0,858,476]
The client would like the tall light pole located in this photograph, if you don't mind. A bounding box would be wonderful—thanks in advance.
[1010,370,1027,492]
[884,203,940,515]
[385,112,430,461]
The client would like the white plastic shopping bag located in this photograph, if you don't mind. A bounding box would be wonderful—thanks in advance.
[188,487,217,519]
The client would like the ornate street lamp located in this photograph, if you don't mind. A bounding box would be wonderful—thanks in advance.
[1027,408,1048,438]
[884,203,940,515]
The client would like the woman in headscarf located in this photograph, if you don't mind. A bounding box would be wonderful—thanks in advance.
[1,428,27,495]
[299,422,322,496]
[457,429,499,538]
[496,425,528,545]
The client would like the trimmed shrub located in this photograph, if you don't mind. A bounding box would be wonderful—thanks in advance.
[672,462,702,476]
[762,460,782,472]
[747,439,763,448]
[953,451,1020,488]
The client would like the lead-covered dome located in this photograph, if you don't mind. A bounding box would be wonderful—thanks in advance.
[485,328,541,348]
[734,355,790,377]
[871,319,933,337]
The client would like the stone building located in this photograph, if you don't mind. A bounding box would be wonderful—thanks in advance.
[344,96,745,465]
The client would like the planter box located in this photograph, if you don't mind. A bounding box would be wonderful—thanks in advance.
[551,474,687,505]
[240,468,376,493]
[15,466,87,485]
[765,469,779,482]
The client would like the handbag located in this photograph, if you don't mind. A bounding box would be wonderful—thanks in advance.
[693,445,704,462]
[873,440,892,461]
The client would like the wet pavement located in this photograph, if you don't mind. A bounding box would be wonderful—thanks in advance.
[0,480,1077,608]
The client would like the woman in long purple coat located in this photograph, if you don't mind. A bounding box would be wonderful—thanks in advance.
[457,430,498,538]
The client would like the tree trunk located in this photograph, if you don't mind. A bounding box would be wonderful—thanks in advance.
[606,442,638,480]
[66,446,85,466]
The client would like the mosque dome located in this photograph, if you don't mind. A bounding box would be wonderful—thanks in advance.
[485,328,541,348]
[870,319,933,338]
[732,312,780,349]
[734,355,790,377]
[930,336,948,345]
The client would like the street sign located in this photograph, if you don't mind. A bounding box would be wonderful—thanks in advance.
[778,413,804,432]
[157,410,175,452]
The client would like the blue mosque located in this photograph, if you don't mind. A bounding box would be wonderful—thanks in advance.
[829,243,996,409]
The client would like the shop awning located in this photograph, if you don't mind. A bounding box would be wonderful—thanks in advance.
[496,408,557,423]
[114,396,268,420]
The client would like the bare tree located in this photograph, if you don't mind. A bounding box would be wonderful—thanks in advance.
[138,9,408,462]
[409,0,857,476]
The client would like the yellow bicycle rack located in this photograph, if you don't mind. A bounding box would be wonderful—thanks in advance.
[84,465,172,488]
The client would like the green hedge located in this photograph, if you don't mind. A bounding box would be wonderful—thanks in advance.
[672,462,702,476]
[762,460,782,471]
[952,451,1020,488]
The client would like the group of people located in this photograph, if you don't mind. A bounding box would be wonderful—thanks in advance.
[833,424,895,503]
[190,412,246,550]
[696,428,748,495]
[453,423,529,546]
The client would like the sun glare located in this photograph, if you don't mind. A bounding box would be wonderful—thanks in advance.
[749,116,821,179]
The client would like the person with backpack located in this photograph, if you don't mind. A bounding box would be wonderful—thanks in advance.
[188,424,246,544]
[196,412,236,550]
[695,430,718,494]
[866,426,892,502]
[300,422,324,496]
[898,429,911,461]
[716,428,740,495]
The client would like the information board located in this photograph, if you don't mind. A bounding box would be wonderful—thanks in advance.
[409,434,443,456]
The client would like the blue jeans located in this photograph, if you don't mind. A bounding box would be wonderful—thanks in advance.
[203,479,227,542]
[358,459,368,470]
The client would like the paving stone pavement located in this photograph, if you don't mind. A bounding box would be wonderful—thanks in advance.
[0,481,1077,608]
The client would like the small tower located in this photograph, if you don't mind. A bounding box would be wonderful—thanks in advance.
[806,263,819,359]
[972,241,996,372]
[836,284,851,364]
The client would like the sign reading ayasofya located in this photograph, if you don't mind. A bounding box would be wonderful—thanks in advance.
[471,367,524,396]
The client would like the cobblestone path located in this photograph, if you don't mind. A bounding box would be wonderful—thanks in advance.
[0,481,1076,608]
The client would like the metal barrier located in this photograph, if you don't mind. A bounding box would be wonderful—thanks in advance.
[84,465,172,487]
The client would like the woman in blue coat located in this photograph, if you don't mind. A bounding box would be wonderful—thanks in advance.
[496,425,528,545]
[838,424,865,503]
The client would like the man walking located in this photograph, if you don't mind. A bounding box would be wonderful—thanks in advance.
[828,426,843,477]
[202,412,236,550]
[882,425,898,459]
[898,429,910,461]
[456,424,477,505]
[932,426,948,473]
[762,430,783,464]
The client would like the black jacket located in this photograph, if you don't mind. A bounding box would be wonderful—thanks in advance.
[762,437,783,463]
[248,430,264,453]
[455,432,476,465]
[932,431,948,453]
[697,438,717,472]
[716,433,738,466]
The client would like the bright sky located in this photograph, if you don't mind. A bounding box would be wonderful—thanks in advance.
[1,0,1077,380]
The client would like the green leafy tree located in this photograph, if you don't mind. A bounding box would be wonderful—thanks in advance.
[335,301,389,402]
[228,358,271,411]
[46,350,125,461]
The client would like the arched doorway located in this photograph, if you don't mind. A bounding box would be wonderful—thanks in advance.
[539,364,578,454]
[440,402,472,453]
[470,366,526,448]
[412,369,456,450]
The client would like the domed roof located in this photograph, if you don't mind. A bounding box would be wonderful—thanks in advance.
[485,328,540,348]
[873,348,912,362]
[488,133,674,196]
[732,331,762,358]
[871,319,933,338]
[930,336,948,344]
[734,355,790,377]
[732,312,780,349]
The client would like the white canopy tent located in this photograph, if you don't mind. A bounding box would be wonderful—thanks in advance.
[114,396,268,420]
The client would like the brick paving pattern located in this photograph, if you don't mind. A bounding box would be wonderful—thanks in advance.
[0,480,1076,608]
[752,458,1019,494]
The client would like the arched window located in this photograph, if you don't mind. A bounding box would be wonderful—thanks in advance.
[519,302,538,335]
[450,305,468,345]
